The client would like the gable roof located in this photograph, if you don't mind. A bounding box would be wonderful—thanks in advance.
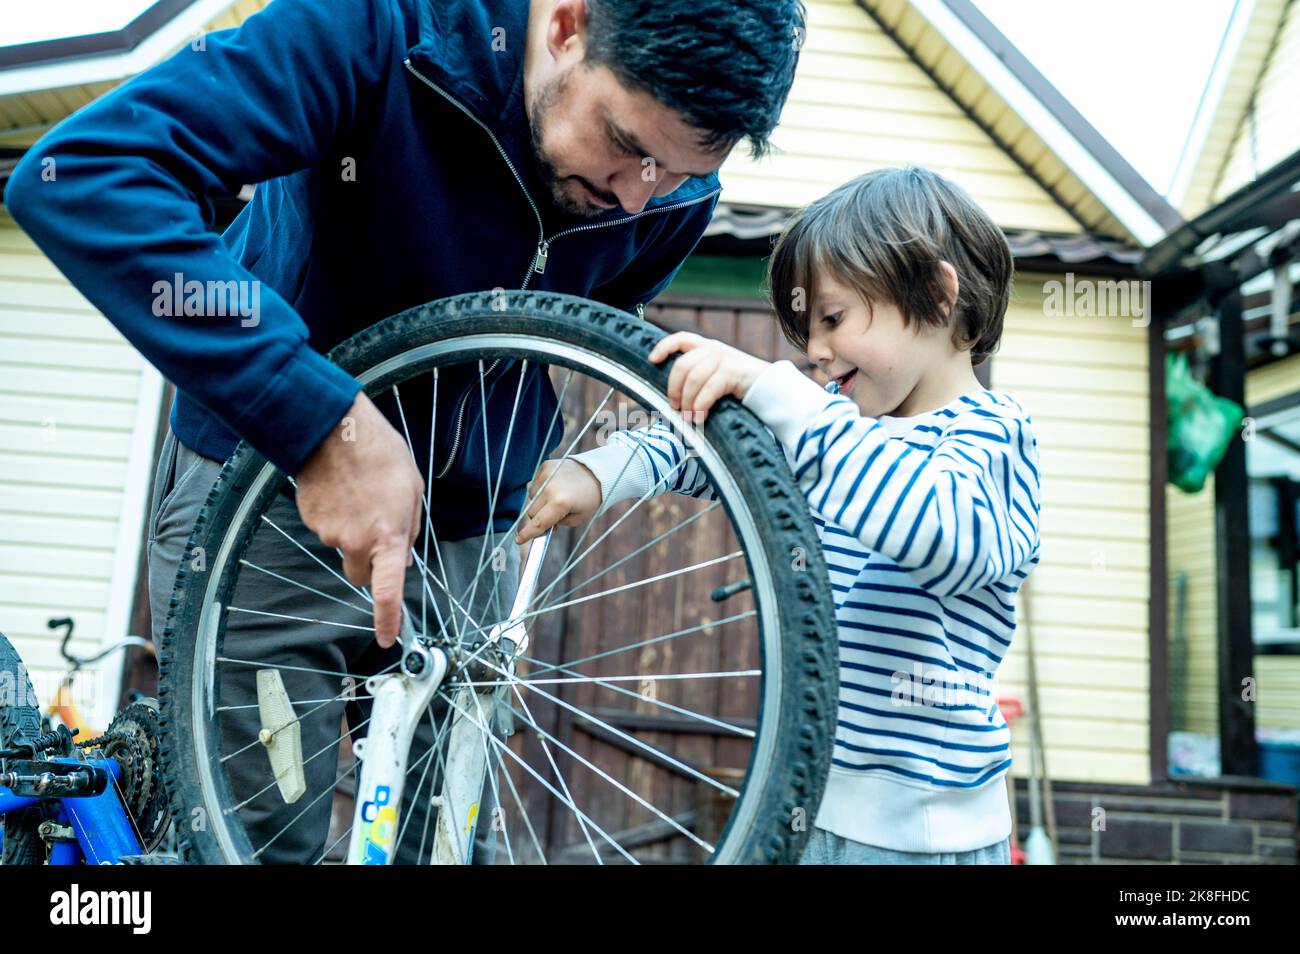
[912,0,1183,244]
[713,0,1181,248]
[0,0,267,142]
[1170,0,1289,215]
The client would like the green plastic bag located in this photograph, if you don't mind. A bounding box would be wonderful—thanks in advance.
[1166,352,1244,493]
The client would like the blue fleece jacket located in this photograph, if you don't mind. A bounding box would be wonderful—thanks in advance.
[2,0,720,540]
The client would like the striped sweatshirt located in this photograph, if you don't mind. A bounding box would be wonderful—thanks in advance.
[572,359,1042,853]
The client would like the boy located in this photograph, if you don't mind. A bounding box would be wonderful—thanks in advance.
[516,166,1041,864]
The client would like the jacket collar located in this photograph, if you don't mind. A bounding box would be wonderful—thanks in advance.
[404,0,720,214]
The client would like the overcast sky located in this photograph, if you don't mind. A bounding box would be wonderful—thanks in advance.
[3,0,1240,195]
[974,0,1238,193]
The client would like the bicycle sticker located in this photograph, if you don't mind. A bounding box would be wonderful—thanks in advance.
[360,784,397,865]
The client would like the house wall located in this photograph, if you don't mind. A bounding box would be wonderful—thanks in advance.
[1213,0,1300,203]
[717,0,1084,234]
[0,208,161,729]
[991,272,1152,786]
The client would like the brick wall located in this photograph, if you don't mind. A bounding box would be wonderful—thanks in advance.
[1012,777,1298,864]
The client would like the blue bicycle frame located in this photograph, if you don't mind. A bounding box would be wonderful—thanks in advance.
[0,757,141,864]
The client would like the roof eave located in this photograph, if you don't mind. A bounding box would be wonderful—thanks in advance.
[0,0,233,98]
[899,0,1184,247]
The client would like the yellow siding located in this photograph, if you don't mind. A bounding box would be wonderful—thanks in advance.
[1166,479,1218,735]
[1213,0,1300,203]
[990,272,1152,785]
[1177,0,1291,217]
[0,210,154,718]
[1247,353,1300,406]
[718,0,1082,234]
[1258,659,1300,729]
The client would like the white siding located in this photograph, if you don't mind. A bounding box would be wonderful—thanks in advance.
[0,209,162,728]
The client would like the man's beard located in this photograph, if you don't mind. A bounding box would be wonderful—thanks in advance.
[527,70,617,218]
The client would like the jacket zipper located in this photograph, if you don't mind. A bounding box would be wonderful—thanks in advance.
[403,57,720,480]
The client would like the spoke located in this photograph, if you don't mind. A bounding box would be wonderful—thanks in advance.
[216,692,375,712]
[529,610,754,676]
[257,513,372,607]
[521,449,695,621]
[504,677,598,864]
[393,378,459,643]
[407,548,468,635]
[490,688,555,865]
[452,669,760,688]
[525,428,696,616]
[231,715,372,815]
[542,500,721,610]
[421,372,437,641]
[216,657,365,681]
[436,687,638,863]
[217,661,401,764]
[414,705,449,865]
[501,611,761,741]
[458,684,517,865]
[454,375,612,604]
[409,550,748,652]
[471,651,740,801]
[238,560,372,617]
[273,757,360,864]
[459,359,529,640]
[226,606,375,633]
[447,680,712,856]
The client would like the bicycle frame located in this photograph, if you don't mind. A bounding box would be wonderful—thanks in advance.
[0,757,141,864]
[345,530,550,865]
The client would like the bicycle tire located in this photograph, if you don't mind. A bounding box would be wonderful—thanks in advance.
[157,290,838,865]
[0,631,48,865]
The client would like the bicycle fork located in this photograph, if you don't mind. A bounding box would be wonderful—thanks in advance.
[345,531,550,865]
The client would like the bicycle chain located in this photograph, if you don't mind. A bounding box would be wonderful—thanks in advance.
[75,700,172,852]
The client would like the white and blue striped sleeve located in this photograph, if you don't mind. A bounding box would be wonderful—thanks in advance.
[569,420,718,515]
[743,360,1041,597]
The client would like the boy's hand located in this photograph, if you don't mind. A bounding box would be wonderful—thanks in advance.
[648,332,770,427]
[515,458,602,545]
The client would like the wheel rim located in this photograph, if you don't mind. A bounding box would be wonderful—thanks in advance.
[183,332,789,864]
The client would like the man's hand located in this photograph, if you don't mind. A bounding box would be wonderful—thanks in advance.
[295,391,424,649]
[515,458,602,546]
[648,332,770,426]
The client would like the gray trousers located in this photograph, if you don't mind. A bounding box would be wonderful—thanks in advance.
[146,427,520,864]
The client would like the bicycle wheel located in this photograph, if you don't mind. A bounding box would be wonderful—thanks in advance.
[158,290,837,864]
[0,632,48,865]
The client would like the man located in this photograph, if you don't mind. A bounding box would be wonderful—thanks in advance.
[4,0,804,862]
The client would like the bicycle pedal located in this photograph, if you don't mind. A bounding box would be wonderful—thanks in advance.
[256,669,306,804]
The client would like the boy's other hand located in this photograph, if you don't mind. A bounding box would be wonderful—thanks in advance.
[516,458,602,545]
[648,332,770,427]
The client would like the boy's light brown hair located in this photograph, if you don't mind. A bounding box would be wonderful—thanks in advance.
[767,166,1013,365]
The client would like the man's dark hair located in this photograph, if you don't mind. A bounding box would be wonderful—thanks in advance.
[584,0,806,159]
[768,166,1014,365]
